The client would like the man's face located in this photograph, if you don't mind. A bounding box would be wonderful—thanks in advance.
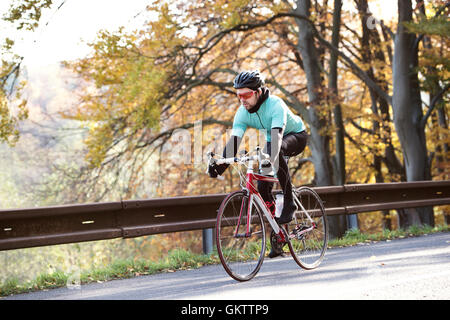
[236,88,259,110]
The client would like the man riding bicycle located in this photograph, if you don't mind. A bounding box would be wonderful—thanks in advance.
[208,70,308,257]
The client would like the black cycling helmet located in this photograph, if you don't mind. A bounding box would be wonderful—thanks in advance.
[233,70,264,90]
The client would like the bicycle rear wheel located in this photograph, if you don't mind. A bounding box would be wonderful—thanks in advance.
[286,186,328,269]
[216,190,266,281]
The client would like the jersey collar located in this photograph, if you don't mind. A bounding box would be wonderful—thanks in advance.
[247,87,270,113]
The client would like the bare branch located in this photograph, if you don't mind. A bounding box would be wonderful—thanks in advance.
[195,11,393,106]
[421,83,450,128]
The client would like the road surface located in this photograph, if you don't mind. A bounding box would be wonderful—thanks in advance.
[3,232,449,300]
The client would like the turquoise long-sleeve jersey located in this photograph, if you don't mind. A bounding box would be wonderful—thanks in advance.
[231,95,305,142]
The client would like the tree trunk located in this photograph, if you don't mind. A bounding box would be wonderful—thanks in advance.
[419,1,449,181]
[294,0,333,187]
[392,0,434,227]
[295,0,347,238]
[356,0,404,230]
[330,0,357,230]
[329,0,345,187]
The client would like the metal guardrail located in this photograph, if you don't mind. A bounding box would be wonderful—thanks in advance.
[0,180,449,251]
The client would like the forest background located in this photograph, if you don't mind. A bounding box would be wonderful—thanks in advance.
[0,0,448,285]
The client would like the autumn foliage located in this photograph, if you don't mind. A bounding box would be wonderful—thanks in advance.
[1,0,449,233]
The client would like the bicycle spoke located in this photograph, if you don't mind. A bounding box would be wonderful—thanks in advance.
[216,191,266,281]
[287,187,328,269]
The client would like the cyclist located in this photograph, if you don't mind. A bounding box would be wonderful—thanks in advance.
[208,70,308,257]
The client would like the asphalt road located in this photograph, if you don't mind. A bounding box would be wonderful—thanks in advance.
[3,232,450,300]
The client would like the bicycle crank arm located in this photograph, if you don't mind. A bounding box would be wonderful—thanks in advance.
[290,225,315,240]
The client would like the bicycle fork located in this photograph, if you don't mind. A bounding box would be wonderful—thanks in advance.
[234,193,254,238]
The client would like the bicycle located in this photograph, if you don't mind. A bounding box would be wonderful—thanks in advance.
[206,147,328,281]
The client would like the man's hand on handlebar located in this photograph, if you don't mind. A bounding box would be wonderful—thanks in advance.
[206,152,225,179]
[208,163,220,178]
[206,147,271,179]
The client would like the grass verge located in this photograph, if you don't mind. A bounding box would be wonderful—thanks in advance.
[1,224,448,297]
[328,223,448,247]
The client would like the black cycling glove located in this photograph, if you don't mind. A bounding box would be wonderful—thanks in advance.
[208,163,220,178]
[208,162,228,178]
[208,135,242,178]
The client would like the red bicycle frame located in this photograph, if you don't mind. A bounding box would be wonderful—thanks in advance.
[234,172,287,242]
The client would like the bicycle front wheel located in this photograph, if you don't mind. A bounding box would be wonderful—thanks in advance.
[287,186,328,269]
[216,191,266,281]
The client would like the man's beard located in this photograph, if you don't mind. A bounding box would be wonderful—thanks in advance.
[246,87,269,113]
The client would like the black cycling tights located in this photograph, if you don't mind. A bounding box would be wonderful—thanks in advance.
[258,131,308,204]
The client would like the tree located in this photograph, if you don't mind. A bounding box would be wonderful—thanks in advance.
[54,0,448,231]
[405,0,449,183]
[392,0,442,227]
[1,0,54,145]
[293,0,348,237]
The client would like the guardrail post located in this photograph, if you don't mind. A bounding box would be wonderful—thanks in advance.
[202,228,213,254]
[347,214,358,230]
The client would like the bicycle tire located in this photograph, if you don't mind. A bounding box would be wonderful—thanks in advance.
[216,190,266,281]
[286,186,328,269]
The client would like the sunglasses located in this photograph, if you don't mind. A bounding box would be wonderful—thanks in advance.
[237,90,256,100]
